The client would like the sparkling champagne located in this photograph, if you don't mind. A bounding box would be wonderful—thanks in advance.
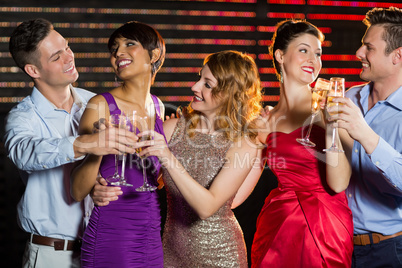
[326,95,344,116]
[311,89,329,113]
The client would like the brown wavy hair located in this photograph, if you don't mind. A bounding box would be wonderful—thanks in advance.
[184,50,263,142]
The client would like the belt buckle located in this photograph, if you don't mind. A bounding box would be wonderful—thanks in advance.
[53,240,67,250]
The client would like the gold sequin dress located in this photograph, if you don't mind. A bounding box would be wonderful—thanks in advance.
[161,117,248,268]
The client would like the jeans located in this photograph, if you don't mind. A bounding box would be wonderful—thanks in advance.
[352,235,402,268]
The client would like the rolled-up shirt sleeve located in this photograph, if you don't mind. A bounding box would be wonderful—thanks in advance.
[369,137,402,193]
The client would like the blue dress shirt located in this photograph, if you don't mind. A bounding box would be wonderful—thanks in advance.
[346,82,402,235]
[4,86,95,240]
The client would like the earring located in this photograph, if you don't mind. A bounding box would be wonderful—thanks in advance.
[280,70,284,84]
[114,75,120,84]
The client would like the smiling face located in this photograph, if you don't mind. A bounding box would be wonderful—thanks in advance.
[356,25,394,83]
[109,37,152,81]
[190,64,221,118]
[278,33,322,86]
[31,30,78,90]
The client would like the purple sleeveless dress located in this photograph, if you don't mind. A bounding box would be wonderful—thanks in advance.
[81,92,164,268]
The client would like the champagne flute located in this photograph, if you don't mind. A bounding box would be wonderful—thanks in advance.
[130,111,157,192]
[297,78,330,147]
[323,77,345,153]
[105,113,133,187]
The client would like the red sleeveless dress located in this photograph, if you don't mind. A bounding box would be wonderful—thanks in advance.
[251,125,353,268]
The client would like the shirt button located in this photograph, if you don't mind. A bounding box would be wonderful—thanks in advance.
[375,161,380,166]
[66,157,71,161]
[43,165,47,168]
[348,194,352,198]
[354,149,358,153]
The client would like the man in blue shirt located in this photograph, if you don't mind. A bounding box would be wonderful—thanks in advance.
[4,18,135,268]
[328,7,402,267]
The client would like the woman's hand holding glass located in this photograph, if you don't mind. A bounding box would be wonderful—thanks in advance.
[105,113,133,186]
[297,78,330,147]
[130,111,158,192]
[134,130,172,169]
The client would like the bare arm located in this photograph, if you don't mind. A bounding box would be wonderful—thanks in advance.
[138,122,259,219]
[324,106,352,193]
[231,146,264,209]
[71,95,136,201]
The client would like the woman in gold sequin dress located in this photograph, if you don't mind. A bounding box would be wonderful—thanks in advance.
[136,50,264,267]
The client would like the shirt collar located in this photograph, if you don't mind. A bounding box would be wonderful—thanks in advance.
[31,85,85,116]
[359,82,402,111]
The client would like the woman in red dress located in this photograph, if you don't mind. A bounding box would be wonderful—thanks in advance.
[251,19,354,268]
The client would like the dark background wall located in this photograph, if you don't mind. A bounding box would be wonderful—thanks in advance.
[1,0,401,267]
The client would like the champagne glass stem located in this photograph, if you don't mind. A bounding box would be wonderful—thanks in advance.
[113,155,119,176]
[141,158,148,187]
[121,154,127,181]
[330,127,336,148]
[304,113,316,142]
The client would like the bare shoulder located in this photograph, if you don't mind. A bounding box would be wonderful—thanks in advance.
[79,95,108,134]
[85,94,107,110]
[163,118,179,142]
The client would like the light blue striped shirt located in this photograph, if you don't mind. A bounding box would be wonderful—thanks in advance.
[4,85,95,240]
[346,82,402,235]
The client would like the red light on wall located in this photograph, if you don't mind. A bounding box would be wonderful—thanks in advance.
[262,95,281,102]
[307,14,365,21]
[165,38,256,46]
[320,68,362,75]
[257,26,277,32]
[259,68,277,74]
[268,0,306,4]
[307,1,402,8]
[258,40,273,46]
[261,81,281,88]
[258,54,273,60]
[258,54,359,62]
[267,12,306,19]
[322,54,359,61]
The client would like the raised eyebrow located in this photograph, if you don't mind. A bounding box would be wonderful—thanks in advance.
[298,42,311,48]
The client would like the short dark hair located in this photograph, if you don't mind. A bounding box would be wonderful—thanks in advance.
[363,7,402,55]
[108,21,165,83]
[269,19,324,81]
[9,18,53,73]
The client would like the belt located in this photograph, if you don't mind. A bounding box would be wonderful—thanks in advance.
[353,231,402,246]
[31,234,81,251]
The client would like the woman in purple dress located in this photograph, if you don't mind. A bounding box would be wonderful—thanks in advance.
[71,21,166,267]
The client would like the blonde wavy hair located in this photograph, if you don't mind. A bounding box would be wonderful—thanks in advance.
[184,50,263,142]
